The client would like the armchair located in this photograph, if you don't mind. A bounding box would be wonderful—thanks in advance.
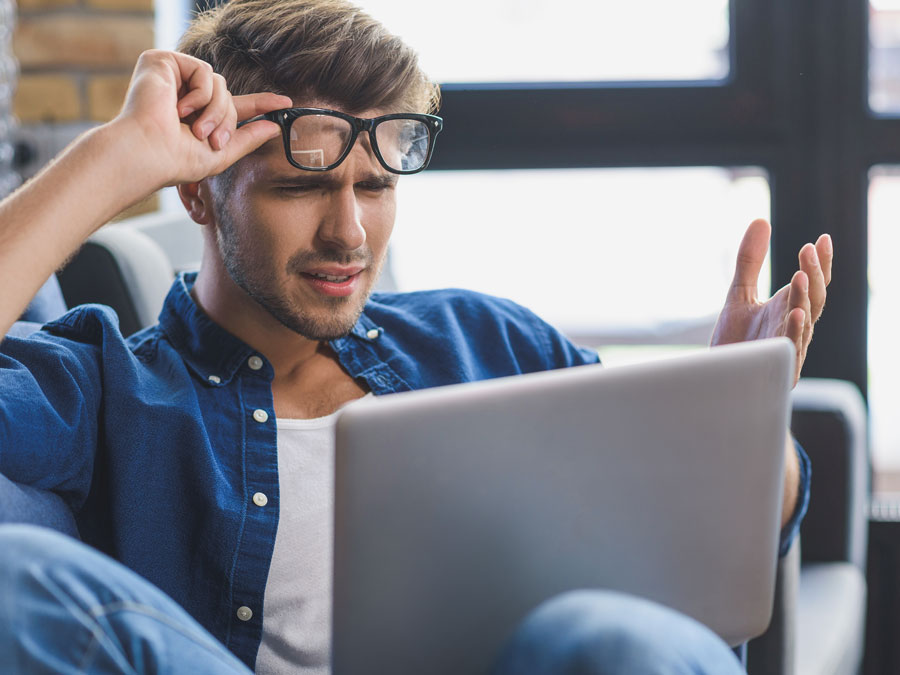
[748,378,869,675]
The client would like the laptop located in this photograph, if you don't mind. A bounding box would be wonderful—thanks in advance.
[332,337,795,675]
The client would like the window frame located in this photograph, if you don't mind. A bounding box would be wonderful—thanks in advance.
[427,0,869,398]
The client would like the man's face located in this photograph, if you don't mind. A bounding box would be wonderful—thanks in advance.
[209,105,398,341]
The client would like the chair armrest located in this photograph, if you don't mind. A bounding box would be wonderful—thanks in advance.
[747,536,799,675]
[791,378,869,570]
[749,378,869,675]
[58,224,174,337]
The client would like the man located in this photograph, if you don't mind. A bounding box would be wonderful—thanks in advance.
[0,0,829,673]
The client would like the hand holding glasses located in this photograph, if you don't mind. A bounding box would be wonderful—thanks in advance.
[238,108,443,175]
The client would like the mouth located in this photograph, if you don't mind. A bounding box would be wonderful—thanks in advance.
[300,267,365,297]
[309,272,353,283]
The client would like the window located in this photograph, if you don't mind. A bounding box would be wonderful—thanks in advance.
[869,167,899,470]
[869,3,900,476]
[870,0,900,113]
[351,1,868,415]
[357,0,730,84]
[392,167,769,342]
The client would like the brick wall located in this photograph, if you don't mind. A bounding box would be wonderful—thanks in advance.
[13,0,157,217]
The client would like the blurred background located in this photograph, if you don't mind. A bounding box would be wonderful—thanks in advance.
[4,0,900,481]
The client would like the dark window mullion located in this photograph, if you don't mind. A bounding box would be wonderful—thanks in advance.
[768,0,869,394]
[433,0,781,171]
[865,118,900,161]
[411,0,872,394]
[433,85,781,171]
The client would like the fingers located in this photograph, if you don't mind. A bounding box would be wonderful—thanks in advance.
[784,305,806,344]
[115,50,295,186]
[786,268,812,347]
[796,233,832,325]
[170,56,231,148]
[784,306,807,384]
[170,56,291,151]
[194,74,233,150]
[783,232,831,385]
[798,243,825,322]
[234,93,293,121]
[174,63,290,160]
[171,54,216,120]
[205,94,293,167]
[213,103,238,151]
[785,270,811,385]
[179,69,228,147]
[179,76,291,152]
[729,218,771,301]
[815,233,833,287]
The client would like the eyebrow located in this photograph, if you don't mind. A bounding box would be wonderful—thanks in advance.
[360,174,400,189]
[268,173,399,189]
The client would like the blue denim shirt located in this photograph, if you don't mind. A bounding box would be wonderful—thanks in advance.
[0,273,809,669]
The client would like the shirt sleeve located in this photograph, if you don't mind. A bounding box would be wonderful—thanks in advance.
[0,317,105,509]
[778,437,811,557]
[510,302,601,370]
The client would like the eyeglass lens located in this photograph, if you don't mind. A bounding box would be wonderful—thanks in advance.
[288,115,431,172]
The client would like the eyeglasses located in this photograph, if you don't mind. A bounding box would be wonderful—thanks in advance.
[239,108,443,175]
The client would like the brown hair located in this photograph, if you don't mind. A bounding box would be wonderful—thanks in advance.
[178,0,439,115]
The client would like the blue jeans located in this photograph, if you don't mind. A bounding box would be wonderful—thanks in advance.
[0,525,744,674]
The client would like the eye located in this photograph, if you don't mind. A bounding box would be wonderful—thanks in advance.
[276,183,319,195]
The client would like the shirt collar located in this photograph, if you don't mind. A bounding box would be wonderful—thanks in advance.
[157,272,382,386]
[156,272,256,385]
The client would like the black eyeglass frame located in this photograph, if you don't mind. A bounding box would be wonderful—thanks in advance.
[239,107,444,175]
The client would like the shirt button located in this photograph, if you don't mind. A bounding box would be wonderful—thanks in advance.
[208,375,221,384]
[248,355,264,371]
[366,328,380,340]
[252,492,268,507]
[253,409,269,423]
[236,606,253,622]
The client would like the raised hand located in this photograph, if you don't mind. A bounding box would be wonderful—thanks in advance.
[710,219,833,386]
[113,49,292,188]
[0,50,293,335]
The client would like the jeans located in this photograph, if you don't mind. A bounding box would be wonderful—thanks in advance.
[0,525,745,674]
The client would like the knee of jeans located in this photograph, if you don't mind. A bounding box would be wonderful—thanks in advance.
[519,589,647,634]
[493,590,656,674]
[494,590,740,675]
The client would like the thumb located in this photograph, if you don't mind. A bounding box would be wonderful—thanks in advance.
[728,218,771,301]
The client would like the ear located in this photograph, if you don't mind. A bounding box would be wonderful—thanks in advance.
[177,180,216,226]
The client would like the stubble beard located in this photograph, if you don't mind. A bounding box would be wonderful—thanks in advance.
[215,205,380,342]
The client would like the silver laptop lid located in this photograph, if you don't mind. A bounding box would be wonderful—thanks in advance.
[333,337,795,675]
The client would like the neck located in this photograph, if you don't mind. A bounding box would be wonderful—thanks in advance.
[192,257,323,374]
[192,260,369,419]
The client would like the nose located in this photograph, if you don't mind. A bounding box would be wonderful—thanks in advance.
[317,183,367,251]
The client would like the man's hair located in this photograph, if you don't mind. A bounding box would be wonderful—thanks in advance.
[178,0,439,115]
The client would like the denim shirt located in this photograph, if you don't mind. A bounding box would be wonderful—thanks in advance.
[0,273,810,669]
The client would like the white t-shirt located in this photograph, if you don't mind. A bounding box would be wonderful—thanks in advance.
[255,396,370,674]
